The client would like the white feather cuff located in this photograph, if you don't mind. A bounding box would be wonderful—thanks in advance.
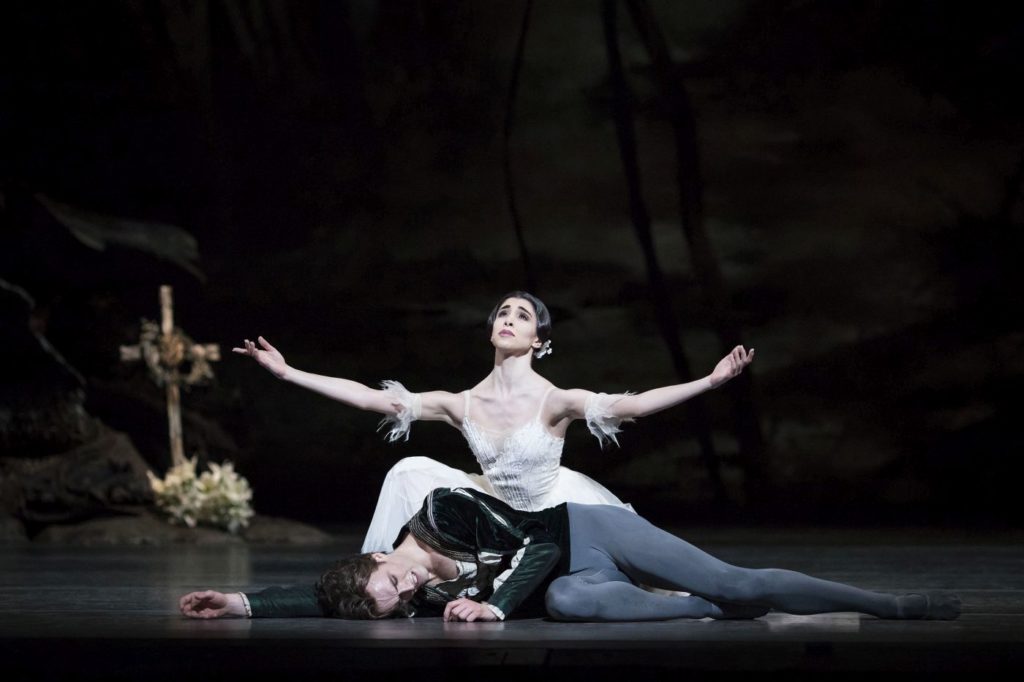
[378,380,422,442]
[584,392,634,449]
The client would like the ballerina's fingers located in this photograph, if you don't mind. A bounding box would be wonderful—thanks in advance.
[729,348,743,374]
[734,345,755,369]
[231,341,254,355]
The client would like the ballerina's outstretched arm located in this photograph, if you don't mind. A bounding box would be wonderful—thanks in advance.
[233,336,461,426]
[551,345,755,430]
[614,344,755,419]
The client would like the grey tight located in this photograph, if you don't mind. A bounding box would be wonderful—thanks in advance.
[546,504,900,622]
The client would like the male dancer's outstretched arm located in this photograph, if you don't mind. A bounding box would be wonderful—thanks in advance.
[179,590,246,619]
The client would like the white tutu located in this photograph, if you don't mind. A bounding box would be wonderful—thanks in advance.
[360,456,633,553]
[540,466,634,510]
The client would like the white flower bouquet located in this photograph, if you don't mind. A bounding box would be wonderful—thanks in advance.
[147,457,254,534]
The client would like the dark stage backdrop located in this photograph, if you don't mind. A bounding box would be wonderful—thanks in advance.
[2,1,1023,530]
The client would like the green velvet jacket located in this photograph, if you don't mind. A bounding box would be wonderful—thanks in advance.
[245,487,571,619]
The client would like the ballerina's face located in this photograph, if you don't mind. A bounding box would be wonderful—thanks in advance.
[490,297,542,356]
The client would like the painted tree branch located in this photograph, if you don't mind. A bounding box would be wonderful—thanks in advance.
[601,0,727,503]
[623,0,769,494]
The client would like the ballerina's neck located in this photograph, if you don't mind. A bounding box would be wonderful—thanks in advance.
[489,353,537,384]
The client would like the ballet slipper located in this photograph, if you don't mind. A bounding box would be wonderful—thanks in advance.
[894,592,962,620]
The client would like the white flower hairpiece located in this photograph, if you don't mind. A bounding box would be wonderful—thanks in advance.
[534,339,553,359]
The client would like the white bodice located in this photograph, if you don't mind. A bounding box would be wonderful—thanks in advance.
[366,381,636,553]
[377,380,631,510]
[460,389,563,511]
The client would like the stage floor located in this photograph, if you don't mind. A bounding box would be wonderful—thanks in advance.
[2,526,1023,680]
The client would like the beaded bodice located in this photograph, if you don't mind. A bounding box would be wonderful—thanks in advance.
[460,388,563,512]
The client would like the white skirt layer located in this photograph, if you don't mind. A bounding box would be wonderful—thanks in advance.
[360,456,634,553]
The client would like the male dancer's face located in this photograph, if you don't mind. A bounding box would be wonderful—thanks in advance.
[366,552,429,616]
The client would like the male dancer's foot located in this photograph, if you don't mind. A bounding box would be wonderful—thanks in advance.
[893,593,962,620]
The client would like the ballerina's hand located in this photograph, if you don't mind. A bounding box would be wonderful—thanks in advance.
[232,336,288,379]
[709,345,755,388]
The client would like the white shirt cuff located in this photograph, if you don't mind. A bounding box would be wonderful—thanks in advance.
[237,592,252,618]
[485,603,506,621]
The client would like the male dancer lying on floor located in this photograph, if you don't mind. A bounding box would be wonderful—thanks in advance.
[179,488,961,622]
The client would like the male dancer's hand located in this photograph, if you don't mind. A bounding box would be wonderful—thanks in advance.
[179,590,246,618]
[443,598,499,622]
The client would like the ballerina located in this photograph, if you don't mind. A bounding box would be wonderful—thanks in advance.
[234,291,754,552]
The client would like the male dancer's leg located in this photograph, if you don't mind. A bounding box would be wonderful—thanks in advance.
[545,567,765,621]
[545,503,958,622]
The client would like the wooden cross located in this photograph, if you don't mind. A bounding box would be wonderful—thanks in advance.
[120,285,220,467]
